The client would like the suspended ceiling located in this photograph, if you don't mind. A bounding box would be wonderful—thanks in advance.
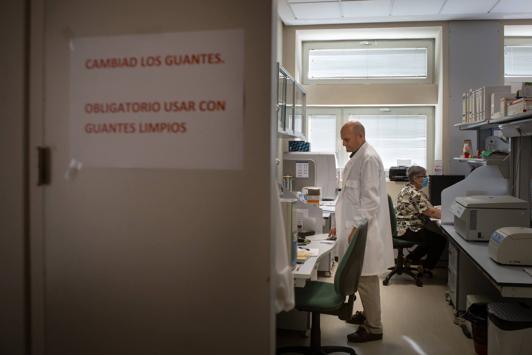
[279,0,532,25]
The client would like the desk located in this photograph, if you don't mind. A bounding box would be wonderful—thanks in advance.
[277,234,336,331]
[441,224,532,311]
[293,233,336,287]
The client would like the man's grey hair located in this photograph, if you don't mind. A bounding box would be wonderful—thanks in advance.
[342,121,365,136]
[407,165,427,183]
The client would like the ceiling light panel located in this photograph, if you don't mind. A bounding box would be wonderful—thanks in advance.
[392,0,445,16]
[440,0,499,14]
[491,0,532,13]
[290,2,342,19]
[341,0,392,18]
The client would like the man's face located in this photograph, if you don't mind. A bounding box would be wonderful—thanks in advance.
[341,128,363,152]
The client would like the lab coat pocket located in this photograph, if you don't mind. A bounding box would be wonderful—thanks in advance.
[343,179,361,207]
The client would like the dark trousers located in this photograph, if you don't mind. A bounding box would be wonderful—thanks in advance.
[401,228,447,270]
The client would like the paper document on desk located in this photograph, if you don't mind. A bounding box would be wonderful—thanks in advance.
[297,247,319,259]
[297,249,310,263]
[307,248,319,257]
[306,233,329,241]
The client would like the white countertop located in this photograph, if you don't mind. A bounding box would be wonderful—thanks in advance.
[292,233,336,286]
[442,224,532,296]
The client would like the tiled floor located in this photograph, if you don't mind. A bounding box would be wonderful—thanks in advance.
[277,267,476,355]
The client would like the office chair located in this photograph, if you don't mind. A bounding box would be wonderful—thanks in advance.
[277,221,368,355]
[382,195,424,287]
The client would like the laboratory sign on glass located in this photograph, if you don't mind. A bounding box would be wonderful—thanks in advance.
[70,30,244,169]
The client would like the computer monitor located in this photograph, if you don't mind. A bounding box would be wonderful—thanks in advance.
[428,175,465,206]
[283,152,338,200]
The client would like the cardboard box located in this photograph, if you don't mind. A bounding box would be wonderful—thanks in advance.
[507,98,532,116]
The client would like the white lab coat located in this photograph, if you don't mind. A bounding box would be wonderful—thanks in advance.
[273,182,295,313]
[335,142,394,276]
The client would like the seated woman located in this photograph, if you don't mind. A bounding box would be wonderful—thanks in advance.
[396,165,447,276]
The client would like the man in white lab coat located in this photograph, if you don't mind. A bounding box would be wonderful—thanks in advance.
[330,121,394,342]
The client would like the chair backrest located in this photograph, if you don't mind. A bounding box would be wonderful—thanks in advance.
[334,220,368,297]
[387,194,397,238]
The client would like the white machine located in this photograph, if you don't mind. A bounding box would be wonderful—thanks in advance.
[485,135,510,153]
[450,195,529,241]
[489,227,532,266]
[283,152,337,200]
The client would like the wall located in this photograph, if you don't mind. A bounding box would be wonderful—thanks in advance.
[277,17,283,64]
[282,22,443,106]
[281,22,443,177]
[277,18,285,183]
[0,1,28,354]
[434,23,447,162]
[281,20,526,175]
[446,21,504,175]
[28,1,274,354]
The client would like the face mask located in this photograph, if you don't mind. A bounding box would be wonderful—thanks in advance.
[422,176,429,188]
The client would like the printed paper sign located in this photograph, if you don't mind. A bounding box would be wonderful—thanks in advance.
[296,162,309,178]
[70,30,244,169]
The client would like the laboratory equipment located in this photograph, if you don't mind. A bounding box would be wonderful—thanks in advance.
[485,136,509,153]
[489,227,532,266]
[450,195,529,241]
[463,139,472,158]
[440,165,510,225]
[507,98,532,116]
[294,201,324,235]
[288,141,310,152]
[303,186,321,204]
[284,152,337,200]
[461,86,511,124]
[282,175,294,192]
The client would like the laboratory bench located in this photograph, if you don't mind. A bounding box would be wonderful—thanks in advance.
[277,233,336,332]
[292,233,336,287]
[441,224,532,312]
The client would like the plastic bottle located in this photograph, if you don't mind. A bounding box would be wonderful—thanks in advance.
[291,231,298,266]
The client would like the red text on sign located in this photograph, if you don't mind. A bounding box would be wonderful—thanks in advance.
[199,100,226,111]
